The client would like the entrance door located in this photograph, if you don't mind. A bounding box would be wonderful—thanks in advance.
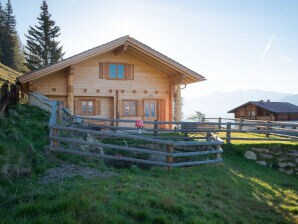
[143,100,157,122]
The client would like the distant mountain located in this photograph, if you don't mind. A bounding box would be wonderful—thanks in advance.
[182,89,293,119]
[279,94,298,106]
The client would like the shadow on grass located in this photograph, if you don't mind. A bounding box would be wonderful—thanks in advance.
[226,153,298,223]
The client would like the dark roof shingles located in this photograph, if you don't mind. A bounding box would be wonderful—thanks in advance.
[251,101,298,113]
[229,101,298,114]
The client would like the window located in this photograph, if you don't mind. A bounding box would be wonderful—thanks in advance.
[99,62,134,80]
[80,100,94,115]
[122,100,137,116]
[74,99,101,116]
[109,63,125,79]
[144,100,157,119]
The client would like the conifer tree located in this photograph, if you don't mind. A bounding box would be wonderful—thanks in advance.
[24,0,64,70]
[0,0,27,72]
[0,2,5,59]
[4,0,15,33]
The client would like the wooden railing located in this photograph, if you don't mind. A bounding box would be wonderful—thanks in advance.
[47,105,298,168]
[77,116,298,144]
[49,125,223,167]
[48,104,224,167]
[204,117,298,143]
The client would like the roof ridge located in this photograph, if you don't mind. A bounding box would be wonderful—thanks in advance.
[21,35,130,78]
[18,35,205,83]
[127,37,205,80]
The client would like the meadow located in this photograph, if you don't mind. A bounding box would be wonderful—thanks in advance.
[0,104,297,224]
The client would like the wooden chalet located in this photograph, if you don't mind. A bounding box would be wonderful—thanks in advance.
[228,100,298,121]
[18,36,205,125]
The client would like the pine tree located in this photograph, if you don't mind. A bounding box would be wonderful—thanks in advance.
[4,0,16,33]
[0,0,27,72]
[25,0,64,70]
[0,2,5,59]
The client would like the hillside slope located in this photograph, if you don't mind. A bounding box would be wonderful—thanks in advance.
[0,104,50,180]
[0,104,297,223]
[280,94,298,106]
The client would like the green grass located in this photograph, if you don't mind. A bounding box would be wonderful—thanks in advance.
[0,104,297,224]
[0,104,52,181]
[215,132,298,145]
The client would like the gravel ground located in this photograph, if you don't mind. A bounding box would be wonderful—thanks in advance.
[39,164,117,184]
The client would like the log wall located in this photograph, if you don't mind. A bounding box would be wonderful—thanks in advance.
[29,51,176,124]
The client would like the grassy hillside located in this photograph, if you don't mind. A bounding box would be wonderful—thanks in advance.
[0,104,51,181]
[0,104,297,224]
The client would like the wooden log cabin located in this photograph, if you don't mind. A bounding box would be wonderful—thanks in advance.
[18,36,205,126]
[228,100,298,121]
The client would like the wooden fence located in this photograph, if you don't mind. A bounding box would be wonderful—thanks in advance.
[77,116,298,144]
[203,117,298,143]
[46,102,298,168]
[48,102,224,167]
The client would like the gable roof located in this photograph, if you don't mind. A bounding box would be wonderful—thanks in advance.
[18,35,206,84]
[228,101,298,114]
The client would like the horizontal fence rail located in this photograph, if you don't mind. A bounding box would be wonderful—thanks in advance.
[49,124,224,167]
[77,116,298,144]
[47,103,298,168]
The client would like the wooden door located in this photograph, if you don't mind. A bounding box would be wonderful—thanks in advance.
[143,100,157,122]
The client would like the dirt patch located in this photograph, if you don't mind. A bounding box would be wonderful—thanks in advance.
[39,164,117,184]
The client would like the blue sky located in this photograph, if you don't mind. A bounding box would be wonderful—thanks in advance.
[9,0,298,98]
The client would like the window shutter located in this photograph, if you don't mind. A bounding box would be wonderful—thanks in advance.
[125,64,134,80]
[74,99,79,115]
[99,63,104,79]
[95,100,101,115]
[103,62,110,79]
[137,99,143,117]
[158,99,166,128]
[99,62,109,79]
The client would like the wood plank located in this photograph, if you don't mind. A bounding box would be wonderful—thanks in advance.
[173,149,223,157]
[49,101,58,126]
[50,136,170,156]
[166,145,173,166]
[50,147,169,166]
[173,158,223,167]
[50,125,223,146]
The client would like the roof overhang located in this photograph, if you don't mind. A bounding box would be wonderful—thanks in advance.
[18,36,206,84]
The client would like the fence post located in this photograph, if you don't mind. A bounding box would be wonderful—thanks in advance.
[216,142,221,159]
[184,126,188,138]
[52,128,60,148]
[206,132,212,141]
[218,117,222,130]
[226,122,231,144]
[166,144,173,168]
[57,101,62,123]
[154,119,159,136]
[266,121,270,138]
[239,118,243,130]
